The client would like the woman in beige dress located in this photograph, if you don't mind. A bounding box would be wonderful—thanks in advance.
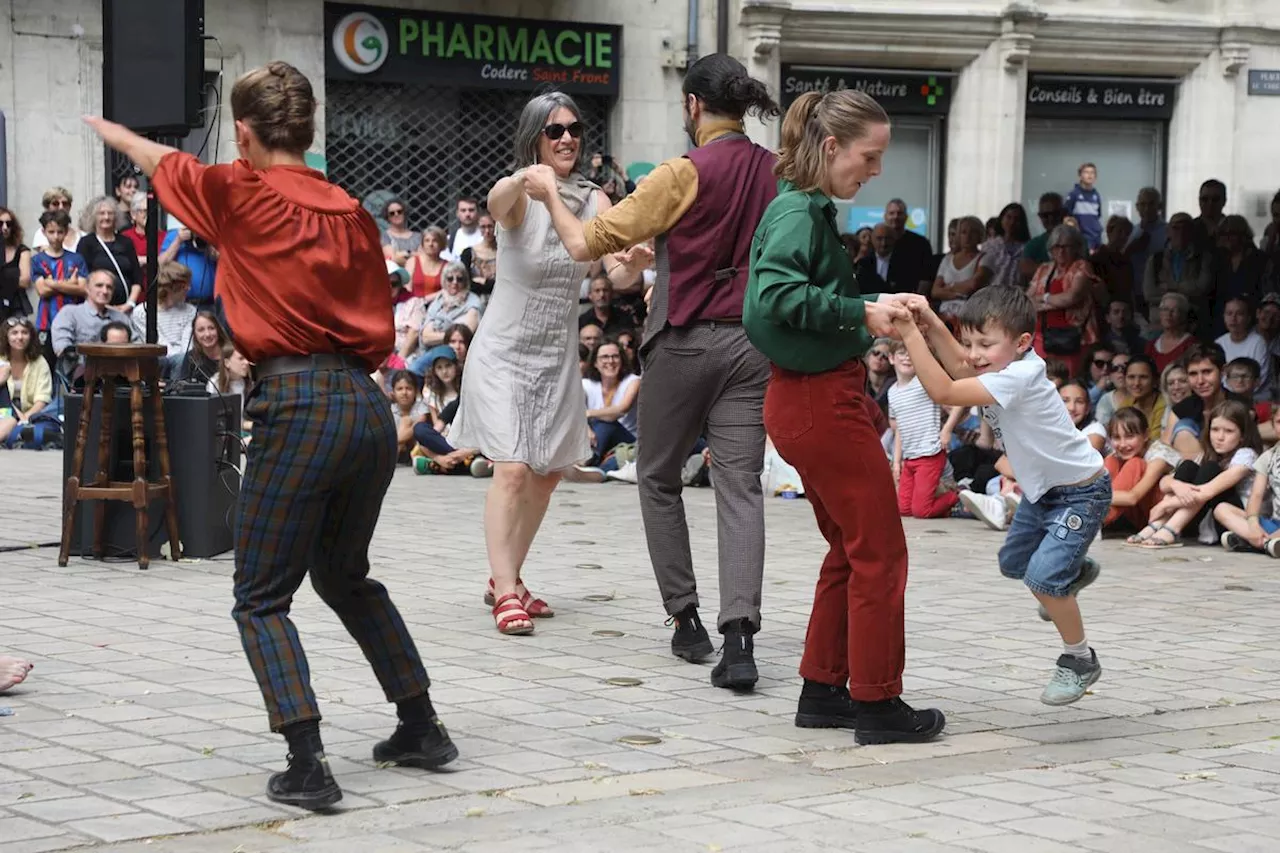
[450,92,646,635]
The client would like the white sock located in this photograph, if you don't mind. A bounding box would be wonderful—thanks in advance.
[1063,638,1091,661]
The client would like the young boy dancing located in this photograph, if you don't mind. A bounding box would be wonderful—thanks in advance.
[894,286,1110,705]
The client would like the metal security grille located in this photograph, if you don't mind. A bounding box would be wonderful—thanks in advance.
[325,81,612,232]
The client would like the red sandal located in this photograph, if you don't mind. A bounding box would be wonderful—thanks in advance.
[483,578,554,618]
[492,593,535,635]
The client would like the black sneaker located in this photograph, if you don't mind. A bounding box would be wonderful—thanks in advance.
[265,751,343,810]
[372,718,460,770]
[667,605,714,663]
[795,680,858,729]
[1221,531,1253,552]
[853,697,946,745]
[710,619,758,691]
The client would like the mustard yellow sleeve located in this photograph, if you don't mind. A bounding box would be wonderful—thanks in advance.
[583,158,699,257]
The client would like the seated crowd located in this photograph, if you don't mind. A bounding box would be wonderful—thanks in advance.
[869,173,1280,560]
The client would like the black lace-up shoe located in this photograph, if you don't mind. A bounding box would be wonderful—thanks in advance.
[667,605,714,663]
[710,619,758,691]
[266,751,342,810]
[853,697,946,745]
[795,680,859,729]
[372,718,459,770]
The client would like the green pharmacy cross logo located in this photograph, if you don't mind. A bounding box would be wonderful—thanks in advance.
[362,34,384,62]
[919,77,944,106]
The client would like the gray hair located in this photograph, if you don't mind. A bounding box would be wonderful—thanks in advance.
[1047,224,1087,258]
[130,191,147,212]
[512,91,587,172]
[82,195,125,233]
[1159,291,1191,320]
[442,261,470,291]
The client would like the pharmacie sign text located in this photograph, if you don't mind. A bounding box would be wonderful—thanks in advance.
[325,3,621,95]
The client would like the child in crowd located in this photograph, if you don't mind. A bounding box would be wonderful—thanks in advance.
[1044,358,1070,390]
[422,345,461,433]
[1104,407,1181,535]
[896,286,1108,705]
[1059,380,1109,453]
[1131,399,1261,548]
[30,210,88,369]
[887,339,960,519]
[1065,162,1103,250]
[389,369,429,463]
[1224,357,1263,409]
[1216,406,1280,557]
[99,321,131,344]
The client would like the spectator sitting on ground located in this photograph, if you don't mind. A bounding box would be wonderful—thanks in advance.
[1044,358,1070,390]
[864,336,895,415]
[582,339,640,467]
[1096,354,1165,438]
[132,261,197,378]
[178,309,227,385]
[389,260,425,370]
[1165,345,1234,460]
[1216,296,1270,396]
[1104,407,1181,537]
[578,274,635,336]
[422,345,461,430]
[1223,358,1265,422]
[1135,399,1260,548]
[616,328,639,374]
[0,317,52,445]
[1146,292,1196,374]
[444,322,472,369]
[1216,405,1280,557]
[389,369,429,463]
[1082,342,1118,407]
[50,270,130,362]
[406,226,446,302]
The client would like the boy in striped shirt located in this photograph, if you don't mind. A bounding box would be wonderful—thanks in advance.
[888,339,960,518]
[30,211,88,368]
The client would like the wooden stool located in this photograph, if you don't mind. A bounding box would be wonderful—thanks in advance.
[58,343,182,571]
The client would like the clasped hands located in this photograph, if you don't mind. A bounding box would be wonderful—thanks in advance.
[520,164,558,202]
[867,293,937,339]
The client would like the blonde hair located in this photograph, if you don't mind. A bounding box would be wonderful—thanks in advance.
[957,216,985,248]
[775,90,890,192]
[156,261,192,301]
[230,61,316,153]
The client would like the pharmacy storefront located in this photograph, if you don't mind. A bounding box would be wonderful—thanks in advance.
[780,65,952,246]
[323,3,622,229]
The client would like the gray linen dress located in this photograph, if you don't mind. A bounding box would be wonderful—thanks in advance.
[449,172,599,474]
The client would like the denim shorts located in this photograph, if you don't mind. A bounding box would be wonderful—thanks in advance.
[1262,517,1280,535]
[998,472,1113,597]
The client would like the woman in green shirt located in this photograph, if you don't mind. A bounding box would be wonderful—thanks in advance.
[744,89,944,745]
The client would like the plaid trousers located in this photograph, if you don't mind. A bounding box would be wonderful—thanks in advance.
[232,367,431,731]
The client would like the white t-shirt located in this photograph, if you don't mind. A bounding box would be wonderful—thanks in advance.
[1252,447,1280,518]
[1223,447,1259,504]
[977,350,1104,503]
[888,376,944,460]
[1080,420,1111,456]
[1216,331,1271,392]
[582,373,640,436]
[443,226,483,262]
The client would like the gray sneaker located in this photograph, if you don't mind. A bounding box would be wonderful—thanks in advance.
[1038,556,1100,621]
[1041,650,1101,706]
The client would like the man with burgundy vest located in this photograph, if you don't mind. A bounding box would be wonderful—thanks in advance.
[540,54,781,691]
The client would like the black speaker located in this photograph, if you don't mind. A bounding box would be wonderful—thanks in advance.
[63,391,240,560]
[103,0,206,135]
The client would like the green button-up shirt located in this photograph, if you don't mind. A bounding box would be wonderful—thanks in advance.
[743,180,879,373]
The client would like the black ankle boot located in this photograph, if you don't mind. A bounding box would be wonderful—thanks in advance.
[668,605,714,663]
[795,680,858,729]
[266,750,342,810]
[372,717,459,770]
[853,697,946,745]
[710,619,758,691]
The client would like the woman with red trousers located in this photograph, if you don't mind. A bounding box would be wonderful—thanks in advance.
[743,88,945,745]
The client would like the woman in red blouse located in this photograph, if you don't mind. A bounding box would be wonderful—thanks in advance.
[86,61,456,811]
[1027,224,1101,377]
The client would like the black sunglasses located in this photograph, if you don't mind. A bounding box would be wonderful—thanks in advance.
[387,208,405,216]
[543,122,584,140]
[1092,358,1110,368]
[1109,362,1129,372]
[444,274,467,283]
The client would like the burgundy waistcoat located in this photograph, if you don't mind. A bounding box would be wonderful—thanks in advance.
[649,134,777,335]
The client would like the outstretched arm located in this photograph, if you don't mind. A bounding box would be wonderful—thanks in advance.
[84,117,178,177]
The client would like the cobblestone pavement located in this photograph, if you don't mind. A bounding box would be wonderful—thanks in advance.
[2,449,1280,853]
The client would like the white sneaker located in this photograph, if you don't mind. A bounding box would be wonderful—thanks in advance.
[605,460,638,484]
[960,490,1009,531]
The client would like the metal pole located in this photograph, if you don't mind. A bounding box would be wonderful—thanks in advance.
[144,170,159,345]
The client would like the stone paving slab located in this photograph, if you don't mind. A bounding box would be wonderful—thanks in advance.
[3,450,1280,851]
